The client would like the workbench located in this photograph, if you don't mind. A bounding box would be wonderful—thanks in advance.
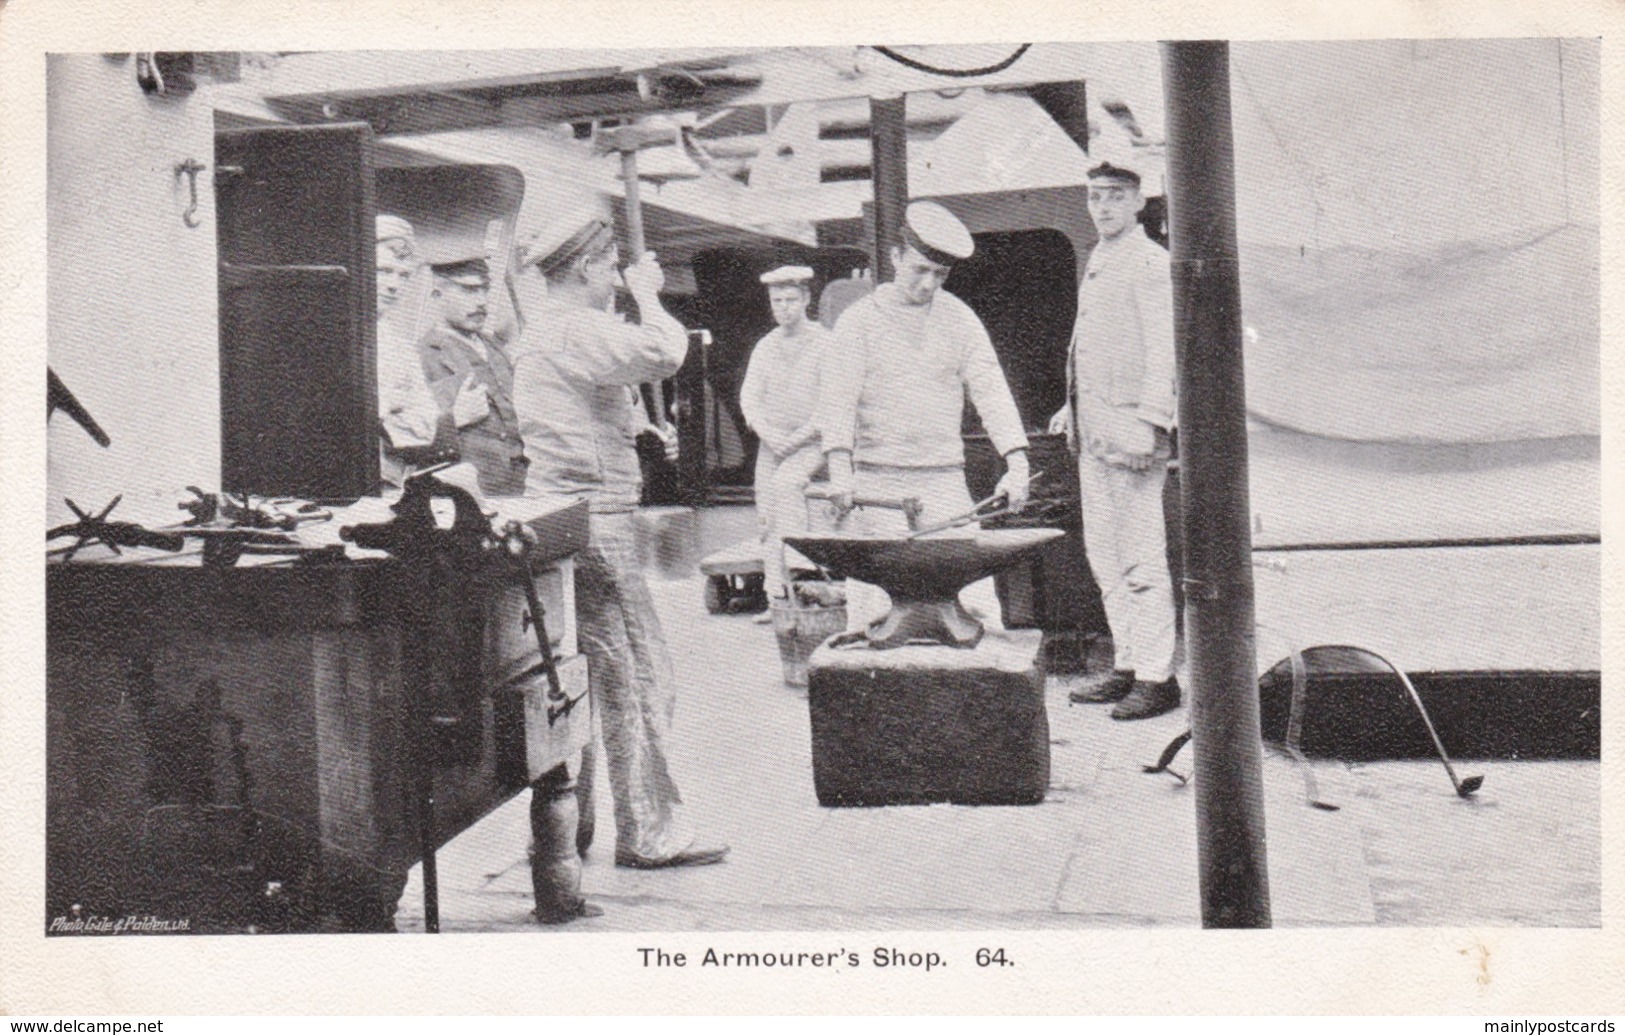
[45,496,590,933]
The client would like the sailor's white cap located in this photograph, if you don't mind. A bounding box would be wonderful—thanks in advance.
[759,265,816,287]
[902,201,974,265]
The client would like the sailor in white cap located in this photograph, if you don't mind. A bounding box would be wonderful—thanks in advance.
[815,200,1032,632]
[506,200,730,897]
[375,215,453,487]
[418,252,527,496]
[1049,160,1180,720]
[739,264,835,609]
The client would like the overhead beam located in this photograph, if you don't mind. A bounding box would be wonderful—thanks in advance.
[257,43,1164,133]
[264,48,757,100]
[267,93,508,136]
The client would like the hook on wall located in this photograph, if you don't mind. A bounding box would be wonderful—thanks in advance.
[175,159,206,228]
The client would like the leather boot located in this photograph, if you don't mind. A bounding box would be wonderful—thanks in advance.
[1070,668,1136,704]
[1110,676,1182,721]
[529,764,603,924]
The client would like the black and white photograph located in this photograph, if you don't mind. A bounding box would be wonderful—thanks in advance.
[3,0,1617,1018]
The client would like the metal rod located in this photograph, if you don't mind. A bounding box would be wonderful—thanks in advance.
[1388,662,1484,797]
[419,769,440,933]
[412,640,441,934]
[400,572,441,933]
[1161,40,1272,929]
[869,94,909,282]
[1254,532,1599,553]
[519,560,564,701]
[618,147,664,426]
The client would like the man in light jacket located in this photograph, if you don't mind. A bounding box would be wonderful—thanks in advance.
[1049,161,1180,720]
[509,203,729,907]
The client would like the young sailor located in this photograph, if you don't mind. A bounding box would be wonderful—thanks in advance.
[816,201,1032,632]
[739,265,834,609]
[1050,161,1180,720]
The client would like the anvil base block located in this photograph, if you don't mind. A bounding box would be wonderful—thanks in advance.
[807,629,1049,806]
[865,596,984,649]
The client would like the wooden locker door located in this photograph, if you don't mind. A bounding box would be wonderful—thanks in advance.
[215,123,377,499]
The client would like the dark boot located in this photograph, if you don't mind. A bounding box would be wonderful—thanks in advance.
[1111,676,1181,720]
[1070,668,1136,704]
[529,764,602,925]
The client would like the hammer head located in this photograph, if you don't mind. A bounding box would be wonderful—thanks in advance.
[594,122,680,156]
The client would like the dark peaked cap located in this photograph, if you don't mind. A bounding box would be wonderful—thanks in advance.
[429,256,491,285]
[1086,161,1142,188]
[901,201,975,266]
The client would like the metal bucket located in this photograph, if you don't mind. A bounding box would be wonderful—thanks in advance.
[770,599,847,688]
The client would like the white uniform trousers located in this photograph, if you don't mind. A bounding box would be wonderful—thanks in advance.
[753,442,825,602]
[1076,452,1177,682]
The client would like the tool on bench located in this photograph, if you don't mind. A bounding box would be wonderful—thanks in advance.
[183,527,345,569]
[48,496,186,560]
[340,463,493,560]
[161,487,340,568]
[179,486,332,532]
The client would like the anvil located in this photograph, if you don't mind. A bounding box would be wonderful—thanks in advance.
[784,527,1063,649]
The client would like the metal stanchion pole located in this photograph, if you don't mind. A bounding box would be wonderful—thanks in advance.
[869,94,909,282]
[1160,39,1272,928]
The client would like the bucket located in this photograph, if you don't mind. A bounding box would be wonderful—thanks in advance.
[770,598,848,688]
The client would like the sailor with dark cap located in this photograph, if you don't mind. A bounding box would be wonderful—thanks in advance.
[506,190,729,910]
[1049,160,1180,720]
[740,264,835,607]
[417,251,527,496]
[816,200,1032,631]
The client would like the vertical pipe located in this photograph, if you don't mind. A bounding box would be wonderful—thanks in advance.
[418,754,440,933]
[403,580,441,933]
[869,94,909,282]
[1160,40,1271,929]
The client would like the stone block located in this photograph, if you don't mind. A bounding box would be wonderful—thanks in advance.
[806,629,1049,806]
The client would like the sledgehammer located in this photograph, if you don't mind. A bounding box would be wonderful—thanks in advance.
[595,122,682,433]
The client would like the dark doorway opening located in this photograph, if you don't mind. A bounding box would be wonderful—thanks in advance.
[944,228,1077,435]
[688,246,870,503]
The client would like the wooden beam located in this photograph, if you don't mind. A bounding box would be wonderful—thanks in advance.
[257,44,1161,134]
[267,93,507,136]
[265,48,754,101]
